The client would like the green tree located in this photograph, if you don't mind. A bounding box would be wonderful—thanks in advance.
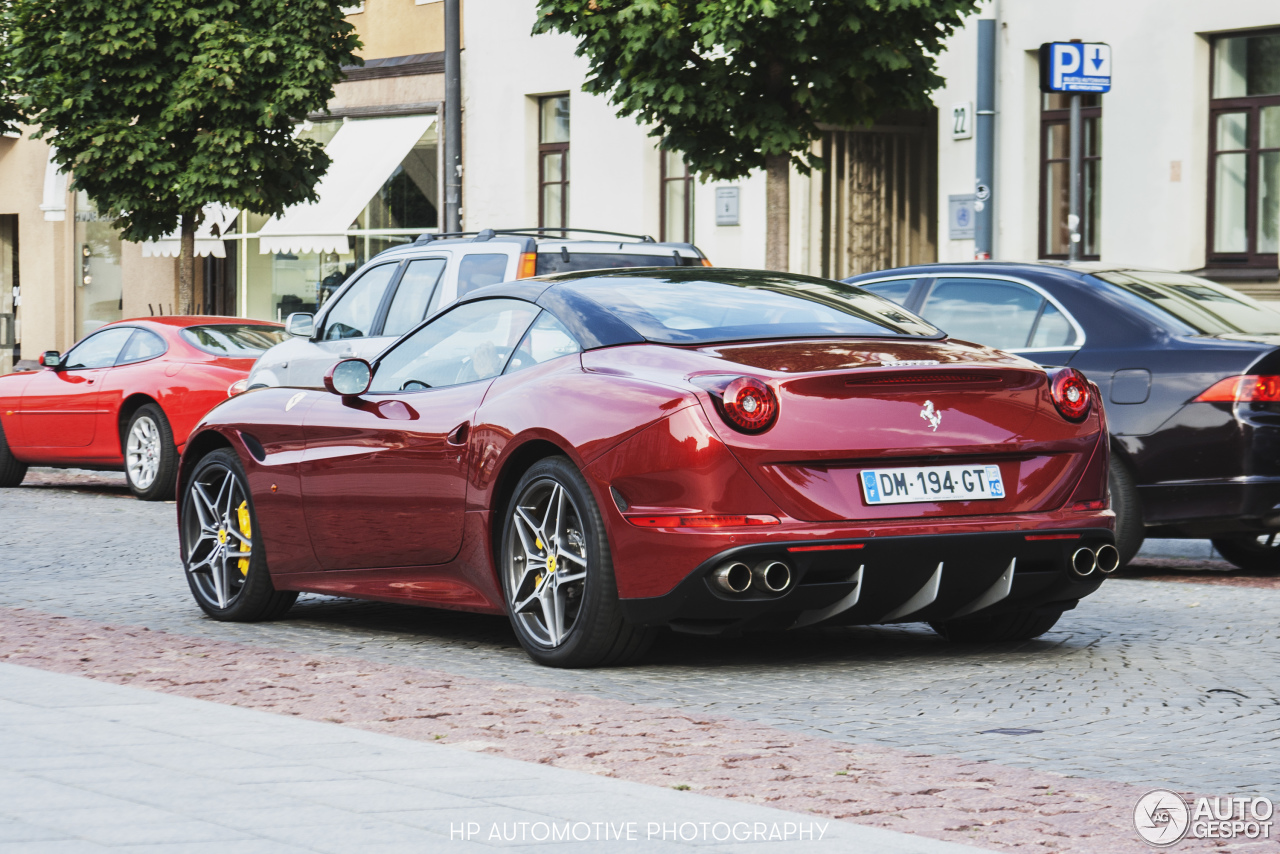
[5,0,361,311]
[0,2,22,134]
[535,0,977,270]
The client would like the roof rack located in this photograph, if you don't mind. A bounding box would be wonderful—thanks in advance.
[414,227,656,246]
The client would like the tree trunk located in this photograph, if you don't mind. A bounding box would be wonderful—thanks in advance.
[178,212,196,314]
[765,153,790,272]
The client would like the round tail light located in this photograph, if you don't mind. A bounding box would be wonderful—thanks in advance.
[1049,368,1092,421]
[720,377,778,433]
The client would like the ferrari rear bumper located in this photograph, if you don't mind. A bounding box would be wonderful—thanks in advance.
[618,529,1112,635]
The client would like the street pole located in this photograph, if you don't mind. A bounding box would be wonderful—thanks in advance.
[443,0,462,234]
[1067,92,1082,262]
[974,19,996,260]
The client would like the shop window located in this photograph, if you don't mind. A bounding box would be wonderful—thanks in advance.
[245,118,438,323]
[1038,93,1101,260]
[1209,31,1280,268]
[539,96,570,230]
[73,192,123,338]
[0,215,16,372]
[660,149,695,243]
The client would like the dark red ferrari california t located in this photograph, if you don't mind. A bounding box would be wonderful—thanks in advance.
[177,269,1115,667]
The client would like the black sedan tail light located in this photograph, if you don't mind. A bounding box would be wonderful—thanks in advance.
[1195,375,1280,403]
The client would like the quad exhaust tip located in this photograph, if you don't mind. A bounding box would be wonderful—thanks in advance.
[711,560,793,595]
[753,560,792,594]
[711,561,752,594]
[1095,544,1121,574]
[1070,547,1097,577]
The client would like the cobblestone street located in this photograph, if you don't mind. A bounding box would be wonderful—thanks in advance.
[3,474,1279,851]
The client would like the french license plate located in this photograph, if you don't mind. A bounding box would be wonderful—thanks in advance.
[860,464,1005,505]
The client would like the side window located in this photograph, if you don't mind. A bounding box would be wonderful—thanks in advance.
[920,278,1061,351]
[456,254,511,299]
[504,311,582,375]
[859,279,916,307]
[117,329,167,365]
[370,298,539,392]
[382,258,447,338]
[62,327,135,370]
[321,262,400,341]
[1028,302,1078,348]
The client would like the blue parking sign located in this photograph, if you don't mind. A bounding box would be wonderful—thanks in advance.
[1039,42,1111,93]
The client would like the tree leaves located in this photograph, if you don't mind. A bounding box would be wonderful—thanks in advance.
[534,0,978,180]
[1,0,362,243]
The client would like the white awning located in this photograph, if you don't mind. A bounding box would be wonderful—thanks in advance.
[258,114,436,256]
[40,148,68,222]
[141,204,239,258]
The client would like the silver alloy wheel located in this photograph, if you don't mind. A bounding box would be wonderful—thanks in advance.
[505,478,589,648]
[126,415,162,489]
[183,462,254,610]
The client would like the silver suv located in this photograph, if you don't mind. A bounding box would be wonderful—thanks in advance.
[247,228,709,389]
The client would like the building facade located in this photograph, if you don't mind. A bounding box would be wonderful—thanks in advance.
[932,1,1280,295]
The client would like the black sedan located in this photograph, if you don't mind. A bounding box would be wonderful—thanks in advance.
[846,262,1280,572]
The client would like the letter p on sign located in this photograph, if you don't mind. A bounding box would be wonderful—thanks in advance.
[1052,44,1081,89]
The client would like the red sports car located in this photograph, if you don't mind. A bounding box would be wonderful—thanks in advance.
[177,269,1115,667]
[0,317,286,500]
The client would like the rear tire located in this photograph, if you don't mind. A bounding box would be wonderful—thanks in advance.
[930,609,1063,643]
[1109,454,1144,567]
[0,421,27,488]
[124,403,179,502]
[181,448,297,621]
[500,456,654,668]
[1210,534,1280,575]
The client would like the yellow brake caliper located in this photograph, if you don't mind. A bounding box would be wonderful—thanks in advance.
[236,501,252,575]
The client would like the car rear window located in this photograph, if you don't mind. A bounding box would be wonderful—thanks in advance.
[562,271,939,344]
[180,325,288,357]
[1094,272,1280,336]
[535,252,695,275]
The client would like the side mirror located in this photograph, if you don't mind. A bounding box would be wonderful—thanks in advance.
[39,351,61,369]
[285,312,315,338]
[324,358,372,396]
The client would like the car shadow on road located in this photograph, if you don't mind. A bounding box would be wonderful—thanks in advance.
[280,594,1071,673]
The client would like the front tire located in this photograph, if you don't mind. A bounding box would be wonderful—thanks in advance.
[1210,534,1280,575]
[500,456,653,668]
[181,448,296,621]
[0,421,27,488]
[124,404,178,501]
[930,609,1063,643]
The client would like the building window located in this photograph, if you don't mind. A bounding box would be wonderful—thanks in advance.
[660,149,694,243]
[1208,31,1280,268]
[246,116,439,322]
[539,96,570,230]
[1038,93,1101,260]
[73,192,123,338]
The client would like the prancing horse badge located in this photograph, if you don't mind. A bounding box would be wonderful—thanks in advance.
[920,400,942,431]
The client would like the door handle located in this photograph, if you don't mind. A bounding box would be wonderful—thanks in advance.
[446,422,470,445]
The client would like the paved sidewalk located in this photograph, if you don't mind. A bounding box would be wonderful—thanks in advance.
[0,664,993,853]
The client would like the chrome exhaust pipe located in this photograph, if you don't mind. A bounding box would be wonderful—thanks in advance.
[753,560,792,593]
[1070,547,1097,577]
[1094,544,1121,574]
[711,562,752,594]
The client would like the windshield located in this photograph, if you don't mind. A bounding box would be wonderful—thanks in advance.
[180,325,288,357]
[562,270,939,344]
[1094,272,1280,336]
